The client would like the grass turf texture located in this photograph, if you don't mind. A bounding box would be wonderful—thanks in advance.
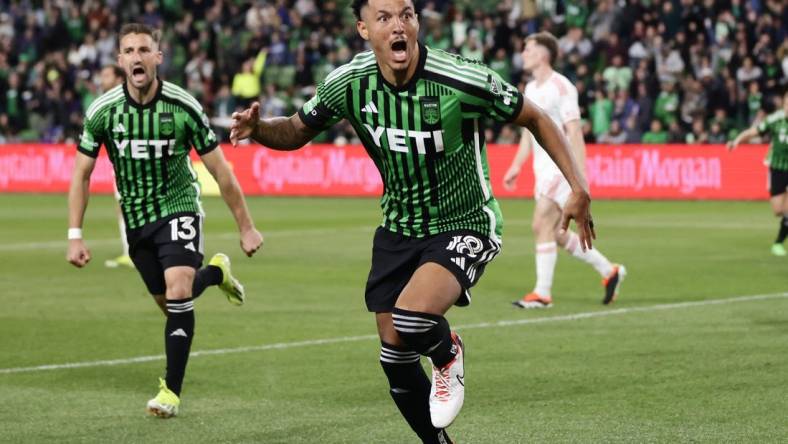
[0,194,786,443]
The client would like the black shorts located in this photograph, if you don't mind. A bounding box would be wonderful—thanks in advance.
[769,168,788,197]
[364,227,502,312]
[127,212,204,295]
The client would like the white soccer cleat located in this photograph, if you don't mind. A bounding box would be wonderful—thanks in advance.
[429,332,465,428]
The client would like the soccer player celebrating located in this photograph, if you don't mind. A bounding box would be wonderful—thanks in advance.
[728,89,788,256]
[503,32,626,309]
[97,64,135,269]
[67,23,264,418]
[231,2,593,442]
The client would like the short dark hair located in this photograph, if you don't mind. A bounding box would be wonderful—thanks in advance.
[118,23,161,47]
[351,0,420,21]
[525,31,559,66]
[102,64,126,79]
[351,0,367,20]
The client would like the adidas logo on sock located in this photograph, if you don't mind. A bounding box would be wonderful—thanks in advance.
[169,328,188,338]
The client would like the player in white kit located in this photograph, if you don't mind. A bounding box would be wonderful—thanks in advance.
[503,32,625,308]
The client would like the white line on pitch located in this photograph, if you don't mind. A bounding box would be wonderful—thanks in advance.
[0,226,373,251]
[0,218,770,252]
[2,292,786,375]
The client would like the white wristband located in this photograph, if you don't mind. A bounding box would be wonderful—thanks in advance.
[68,228,83,240]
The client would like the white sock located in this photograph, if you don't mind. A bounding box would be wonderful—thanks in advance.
[118,214,129,256]
[533,242,557,297]
[563,232,614,277]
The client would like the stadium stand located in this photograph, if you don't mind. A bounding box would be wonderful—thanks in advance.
[0,0,785,145]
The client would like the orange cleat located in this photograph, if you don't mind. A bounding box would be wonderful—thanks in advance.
[602,264,627,305]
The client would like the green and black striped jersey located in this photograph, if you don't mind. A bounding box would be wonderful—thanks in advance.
[758,110,788,171]
[298,43,523,240]
[78,80,218,229]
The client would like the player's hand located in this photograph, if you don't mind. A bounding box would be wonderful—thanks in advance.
[502,165,521,191]
[230,102,261,147]
[240,228,264,257]
[560,189,595,251]
[726,140,737,151]
[66,239,91,268]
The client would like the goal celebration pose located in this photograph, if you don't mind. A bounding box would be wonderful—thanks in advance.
[67,23,263,418]
[231,1,593,442]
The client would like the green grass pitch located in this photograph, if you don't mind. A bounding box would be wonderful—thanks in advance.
[1,194,786,443]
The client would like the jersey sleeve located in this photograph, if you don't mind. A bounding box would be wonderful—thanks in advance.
[297,72,347,131]
[757,116,773,135]
[77,112,105,158]
[558,82,582,124]
[482,67,524,123]
[188,108,219,155]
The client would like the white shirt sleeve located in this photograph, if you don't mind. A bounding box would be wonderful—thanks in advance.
[559,80,581,125]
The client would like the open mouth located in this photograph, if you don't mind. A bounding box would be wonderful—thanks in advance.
[132,66,145,80]
[390,40,407,62]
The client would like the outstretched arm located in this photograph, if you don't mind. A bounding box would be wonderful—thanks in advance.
[564,119,587,178]
[200,148,263,257]
[502,128,534,191]
[230,102,319,150]
[66,152,97,267]
[727,126,759,151]
[513,98,595,249]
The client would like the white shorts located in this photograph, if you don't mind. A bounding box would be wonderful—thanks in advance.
[534,173,572,209]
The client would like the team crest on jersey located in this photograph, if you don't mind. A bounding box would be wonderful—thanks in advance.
[490,77,501,96]
[159,113,174,136]
[421,97,441,125]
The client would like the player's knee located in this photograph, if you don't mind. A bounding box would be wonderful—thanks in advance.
[164,267,196,299]
[166,281,192,299]
[555,227,572,245]
[391,307,446,354]
[376,313,405,346]
[531,218,543,234]
[532,218,553,238]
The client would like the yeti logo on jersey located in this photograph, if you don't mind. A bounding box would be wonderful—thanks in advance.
[363,124,445,155]
[115,139,176,159]
[421,98,441,125]
[446,235,484,258]
[159,113,174,136]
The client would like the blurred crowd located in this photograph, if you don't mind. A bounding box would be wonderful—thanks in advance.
[0,0,785,145]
